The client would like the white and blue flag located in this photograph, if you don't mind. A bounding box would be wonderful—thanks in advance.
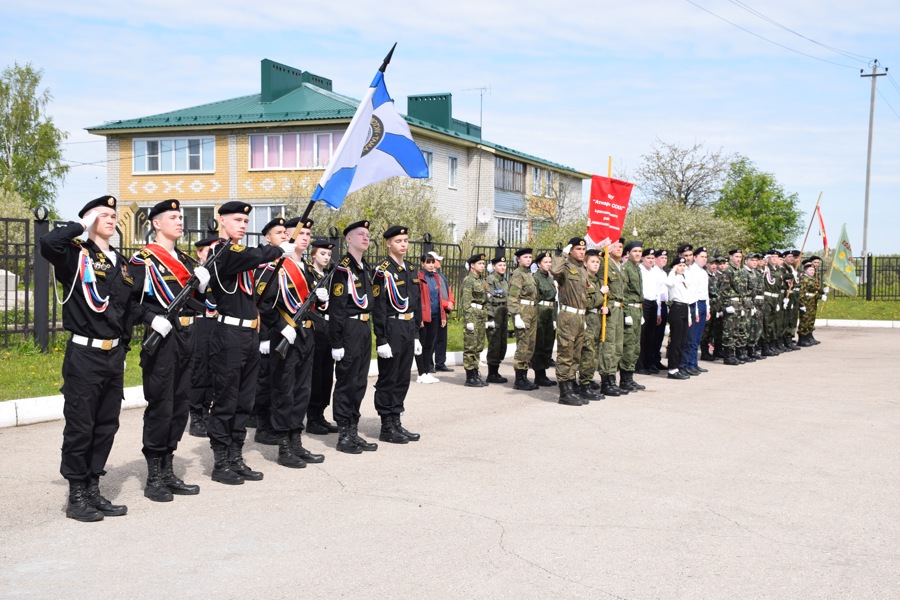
[311,47,429,209]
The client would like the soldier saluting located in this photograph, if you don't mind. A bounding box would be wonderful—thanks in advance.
[39,195,133,522]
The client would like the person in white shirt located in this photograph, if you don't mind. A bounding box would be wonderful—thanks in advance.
[636,248,660,374]
[649,249,669,371]
[665,257,692,379]
[681,246,711,375]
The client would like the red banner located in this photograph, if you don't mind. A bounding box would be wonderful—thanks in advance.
[587,175,634,247]
[816,205,828,250]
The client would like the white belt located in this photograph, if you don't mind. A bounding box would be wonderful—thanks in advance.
[519,299,535,306]
[805,292,817,297]
[349,314,370,322]
[587,308,598,314]
[729,297,740,301]
[71,335,120,350]
[611,301,622,308]
[389,313,414,320]
[628,302,642,308]
[538,301,554,307]
[470,303,484,310]
[754,295,764,300]
[764,292,779,297]
[217,315,258,329]
[560,305,586,315]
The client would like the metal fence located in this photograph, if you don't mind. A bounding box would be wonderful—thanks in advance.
[830,255,900,301]
[0,218,32,347]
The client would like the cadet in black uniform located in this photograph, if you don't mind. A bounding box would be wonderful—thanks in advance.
[130,199,204,502]
[329,220,378,454]
[306,238,339,435]
[372,225,423,444]
[39,195,133,522]
[206,202,291,484]
[188,236,218,438]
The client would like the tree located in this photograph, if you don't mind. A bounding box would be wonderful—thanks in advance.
[635,139,732,208]
[627,199,752,258]
[712,156,803,250]
[0,62,69,210]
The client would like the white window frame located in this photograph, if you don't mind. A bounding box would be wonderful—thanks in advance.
[532,166,543,196]
[248,131,344,171]
[421,150,434,184]
[545,171,555,198]
[448,155,458,189]
[133,136,215,174]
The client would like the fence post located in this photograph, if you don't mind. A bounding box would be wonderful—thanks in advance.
[32,206,51,353]
[865,253,873,301]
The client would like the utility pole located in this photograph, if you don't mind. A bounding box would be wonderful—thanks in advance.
[463,86,490,232]
[860,60,887,261]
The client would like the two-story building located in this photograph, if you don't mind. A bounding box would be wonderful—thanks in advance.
[87,59,589,245]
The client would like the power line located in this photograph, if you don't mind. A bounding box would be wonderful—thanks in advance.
[683,0,859,69]
[876,88,900,121]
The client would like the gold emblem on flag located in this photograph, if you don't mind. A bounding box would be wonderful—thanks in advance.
[362,116,385,157]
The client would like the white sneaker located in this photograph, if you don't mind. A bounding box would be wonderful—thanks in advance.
[425,373,441,383]
[416,374,439,384]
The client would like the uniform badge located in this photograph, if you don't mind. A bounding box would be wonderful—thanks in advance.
[333,283,344,297]
[373,284,380,297]
[230,244,245,252]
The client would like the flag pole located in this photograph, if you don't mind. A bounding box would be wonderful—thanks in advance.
[798,192,823,259]
[601,156,612,341]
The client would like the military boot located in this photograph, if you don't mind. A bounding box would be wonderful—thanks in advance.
[761,341,777,357]
[144,455,174,502]
[465,369,487,387]
[336,422,362,454]
[474,369,489,386]
[85,475,127,516]
[797,334,814,347]
[276,432,307,469]
[229,443,263,481]
[513,369,539,390]
[211,442,244,485]
[188,411,207,438]
[379,414,409,444]
[306,415,338,435]
[558,381,582,406]
[66,479,104,522]
[350,419,378,451]
[600,375,623,397]
[253,417,278,446]
[576,382,601,402]
[393,415,420,442]
[724,347,741,366]
[753,344,766,359]
[746,346,759,361]
[809,333,821,345]
[612,373,630,395]
[621,371,645,392]
[700,347,715,362]
[533,369,555,387]
[290,430,325,463]
[162,453,200,495]
[485,364,508,384]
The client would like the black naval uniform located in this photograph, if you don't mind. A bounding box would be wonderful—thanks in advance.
[207,239,282,483]
[251,258,278,445]
[307,264,337,434]
[329,253,378,453]
[40,218,133,521]
[188,286,216,436]
[372,255,422,443]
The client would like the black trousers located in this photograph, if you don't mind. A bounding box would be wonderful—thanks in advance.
[415,317,440,375]
[189,316,215,413]
[666,302,689,371]
[269,328,314,432]
[486,306,508,366]
[652,302,669,365]
[435,322,449,368]
[375,318,416,416]
[140,325,192,456]
[332,318,371,426]
[208,323,259,447]
[637,300,658,371]
[60,341,126,481]
[252,346,271,421]
[307,325,334,421]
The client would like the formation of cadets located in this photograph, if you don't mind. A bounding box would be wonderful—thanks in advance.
[40,195,828,522]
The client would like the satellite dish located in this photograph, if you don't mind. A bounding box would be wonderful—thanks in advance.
[477,207,492,224]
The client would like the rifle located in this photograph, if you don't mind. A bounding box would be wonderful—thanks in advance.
[273,264,336,359]
[142,239,232,356]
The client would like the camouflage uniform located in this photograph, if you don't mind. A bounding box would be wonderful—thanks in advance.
[507,265,537,371]
[578,272,605,386]
[798,274,822,336]
[718,261,748,361]
[485,270,509,368]
[461,272,489,371]
[745,265,764,355]
[700,269,719,359]
[550,255,587,384]
[598,259,625,377]
[619,260,644,373]
[785,265,801,345]
[532,268,557,372]
[761,265,783,354]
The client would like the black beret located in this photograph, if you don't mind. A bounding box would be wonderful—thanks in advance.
[536,251,552,261]
[789,250,801,257]
[285,217,313,230]
[641,248,655,257]
[618,237,625,245]
[491,256,506,265]
[147,199,180,222]
[567,237,586,247]
[194,236,218,249]
[656,249,668,258]
[218,201,252,216]
[78,195,117,218]
[802,260,815,269]
[311,238,335,250]
[383,225,409,239]
[343,220,370,236]
[694,246,707,254]
[514,248,533,258]
[261,217,286,236]
[585,248,601,257]
[677,243,693,254]
[468,253,486,265]
[674,256,688,265]
[727,248,742,255]
[714,256,726,263]
[624,240,643,252]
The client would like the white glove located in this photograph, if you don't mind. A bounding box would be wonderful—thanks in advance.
[194,266,210,290]
[716,312,723,319]
[281,324,296,345]
[641,317,645,325]
[821,295,827,302]
[414,339,422,356]
[485,320,495,330]
[624,315,634,327]
[151,315,173,337]
[725,306,736,314]
[562,244,572,255]
[740,310,745,317]
[800,306,807,312]
[783,298,790,308]
[279,241,296,256]
[750,308,756,316]
[466,323,474,332]
[514,314,526,329]
[79,209,99,232]
[376,343,393,359]
[123,360,127,372]
[823,286,830,293]
[259,341,270,354]
[332,348,345,361]
[315,287,328,302]
[552,321,557,330]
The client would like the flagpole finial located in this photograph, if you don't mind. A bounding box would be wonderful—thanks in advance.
[380,43,397,73]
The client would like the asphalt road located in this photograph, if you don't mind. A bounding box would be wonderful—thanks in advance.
[1,327,898,599]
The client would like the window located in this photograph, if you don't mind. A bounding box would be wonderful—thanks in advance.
[448,156,458,188]
[496,217,527,245]
[248,204,287,234]
[494,157,524,193]
[182,205,216,233]
[249,131,345,170]
[422,150,433,182]
[532,166,543,196]
[545,171,555,197]
[133,137,215,173]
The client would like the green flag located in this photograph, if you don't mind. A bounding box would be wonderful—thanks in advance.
[825,224,857,297]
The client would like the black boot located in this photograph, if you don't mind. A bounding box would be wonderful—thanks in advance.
[336,423,362,454]
[291,430,325,463]
[742,346,757,362]
[465,369,486,387]
[753,344,766,359]
[162,453,200,495]
[306,415,338,435]
[144,455,174,502]
[66,479,104,522]
[724,347,740,366]
[797,334,813,347]
[700,347,715,362]
[229,443,263,481]
[612,374,630,395]
[188,411,207,438]
[621,371,645,392]
[809,333,821,345]
[600,375,622,397]
[485,364,508,384]
[85,475,127,517]
[254,417,278,446]
[513,369,539,390]
[211,442,244,485]
[393,414,420,442]
[558,381,582,406]
[379,414,409,444]
[713,346,726,360]
[761,341,776,357]
[276,432,307,469]
[746,346,759,361]
[350,419,378,452]
[533,368,555,387]
[575,382,600,402]
[474,369,489,386]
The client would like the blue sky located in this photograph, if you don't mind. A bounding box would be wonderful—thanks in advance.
[2,0,898,253]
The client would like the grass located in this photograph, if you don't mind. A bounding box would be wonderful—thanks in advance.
[818,297,900,321]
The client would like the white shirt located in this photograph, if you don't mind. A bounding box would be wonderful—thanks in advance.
[652,265,668,303]
[640,264,659,302]
[666,270,691,304]
[686,262,709,302]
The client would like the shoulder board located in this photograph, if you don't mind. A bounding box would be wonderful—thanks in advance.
[70,238,83,247]
[378,260,391,271]
[230,244,245,252]
[340,257,351,267]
